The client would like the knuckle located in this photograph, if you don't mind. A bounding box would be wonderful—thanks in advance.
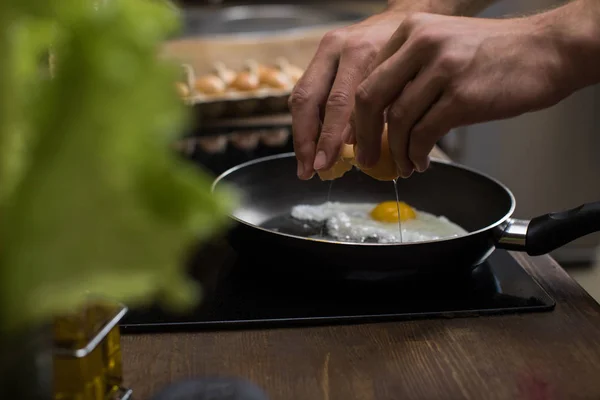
[387,102,407,122]
[411,123,428,137]
[326,90,352,110]
[342,38,378,59]
[292,136,313,157]
[321,29,345,49]
[402,13,421,30]
[288,87,311,110]
[355,84,373,109]
[437,52,462,73]
[412,29,438,49]
[316,128,342,157]
[318,127,338,144]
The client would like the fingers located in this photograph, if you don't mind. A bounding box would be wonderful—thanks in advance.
[341,123,352,145]
[354,31,422,168]
[314,42,377,171]
[345,112,357,145]
[367,16,413,72]
[407,93,456,173]
[289,36,341,179]
[387,68,444,177]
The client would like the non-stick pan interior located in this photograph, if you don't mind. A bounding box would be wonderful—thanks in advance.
[213,153,514,238]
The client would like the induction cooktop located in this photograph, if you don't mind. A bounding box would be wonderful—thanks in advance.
[119,239,555,333]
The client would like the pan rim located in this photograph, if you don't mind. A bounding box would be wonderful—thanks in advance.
[211,152,517,247]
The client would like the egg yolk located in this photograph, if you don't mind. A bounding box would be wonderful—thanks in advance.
[370,201,416,223]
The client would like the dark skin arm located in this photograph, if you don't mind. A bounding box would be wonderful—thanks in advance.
[289,0,500,180]
[354,0,600,177]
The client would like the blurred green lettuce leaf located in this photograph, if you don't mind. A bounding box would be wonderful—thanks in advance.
[0,0,236,331]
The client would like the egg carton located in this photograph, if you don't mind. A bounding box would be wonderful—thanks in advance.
[173,127,291,155]
[176,58,303,120]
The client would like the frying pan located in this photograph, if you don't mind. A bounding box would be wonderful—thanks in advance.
[211,152,600,277]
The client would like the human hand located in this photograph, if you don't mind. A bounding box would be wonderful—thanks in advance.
[354,12,574,178]
[288,9,407,180]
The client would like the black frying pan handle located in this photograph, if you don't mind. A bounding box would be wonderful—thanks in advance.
[525,201,600,256]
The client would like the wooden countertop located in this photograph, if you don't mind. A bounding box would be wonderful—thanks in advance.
[122,147,600,400]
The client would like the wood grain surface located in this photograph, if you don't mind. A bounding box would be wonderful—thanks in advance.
[122,253,600,400]
[122,145,600,400]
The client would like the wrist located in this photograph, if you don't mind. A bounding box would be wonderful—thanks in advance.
[540,0,600,91]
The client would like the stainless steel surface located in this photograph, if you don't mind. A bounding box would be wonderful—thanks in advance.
[497,219,529,250]
[114,387,134,400]
[441,0,600,263]
[180,4,368,38]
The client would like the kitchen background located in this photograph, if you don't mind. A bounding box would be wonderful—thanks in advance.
[171,0,600,300]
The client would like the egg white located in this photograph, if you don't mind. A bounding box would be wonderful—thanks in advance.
[290,201,468,244]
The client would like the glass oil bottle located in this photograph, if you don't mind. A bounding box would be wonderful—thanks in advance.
[53,299,131,400]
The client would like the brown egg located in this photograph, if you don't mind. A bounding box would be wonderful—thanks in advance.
[275,57,304,84]
[317,125,399,181]
[354,125,399,181]
[230,132,261,151]
[246,60,269,80]
[260,129,289,147]
[258,66,291,89]
[194,75,226,95]
[254,64,269,77]
[175,82,190,98]
[230,71,260,92]
[197,135,228,154]
[180,63,197,89]
[212,62,236,86]
[317,158,353,181]
[287,68,304,84]
[317,144,355,181]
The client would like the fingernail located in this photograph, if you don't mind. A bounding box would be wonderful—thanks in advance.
[313,151,327,170]
[415,157,430,173]
[297,161,304,178]
[400,168,413,179]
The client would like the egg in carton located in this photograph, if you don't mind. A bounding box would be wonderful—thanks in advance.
[260,127,290,147]
[175,58,304,119]
[178,63,229,118]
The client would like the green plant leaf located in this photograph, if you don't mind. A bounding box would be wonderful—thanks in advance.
[0,0,236,331]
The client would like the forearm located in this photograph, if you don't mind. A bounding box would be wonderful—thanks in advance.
[387,0,499,16]
[540,0,600,90]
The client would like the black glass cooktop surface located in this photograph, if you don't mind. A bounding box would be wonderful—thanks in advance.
[120,241,555,333]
